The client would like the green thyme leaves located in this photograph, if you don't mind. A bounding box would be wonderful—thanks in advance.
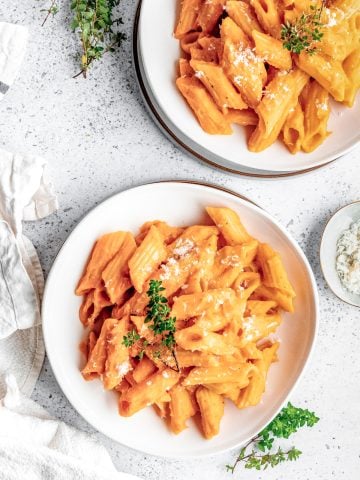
[70,0,126,78]
[281,2,325,55]
[226,402,319,473]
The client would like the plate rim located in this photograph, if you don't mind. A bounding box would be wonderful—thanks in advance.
[133,0,360,178]
[320,199,360,308]
[42,180,319,458]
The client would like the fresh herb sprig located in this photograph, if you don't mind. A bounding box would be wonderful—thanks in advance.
[70,0,126,78]
[226,403,319,473]
[41,0,59,27]
[281,1,325,55]
[145,280,176,350]
[121,279,178,369]
[145,280,178,370]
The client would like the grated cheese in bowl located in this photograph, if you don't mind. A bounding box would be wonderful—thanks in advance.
[336,220,360,295]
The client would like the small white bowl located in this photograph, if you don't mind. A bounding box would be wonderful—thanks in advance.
[320,201,360,307]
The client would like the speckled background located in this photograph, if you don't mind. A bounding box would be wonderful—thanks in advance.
[1,1,360,479]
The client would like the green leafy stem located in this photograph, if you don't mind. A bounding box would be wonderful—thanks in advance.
[226,402,319,473]
[122,280,179,370]
[70,0,126,78]
[41,0,59,27]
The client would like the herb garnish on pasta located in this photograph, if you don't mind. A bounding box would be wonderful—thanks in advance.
[281,2,325,55]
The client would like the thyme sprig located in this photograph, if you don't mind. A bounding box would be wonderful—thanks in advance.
[145,280,176,350]
[70,0,126,78]
[226,403,319,473]
[41,0,59,27]
[145,280,178,370]
[122,280,178,369]
[281,1,325,55]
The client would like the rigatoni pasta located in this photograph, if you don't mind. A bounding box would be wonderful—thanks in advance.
[174,0,360,154]
[77,206,295,439]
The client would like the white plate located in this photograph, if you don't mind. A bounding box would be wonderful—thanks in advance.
[42,181,319,458]
[137,0,360,175]
[320,201,360,307]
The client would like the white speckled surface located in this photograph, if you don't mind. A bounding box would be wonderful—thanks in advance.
[1,2,360,479]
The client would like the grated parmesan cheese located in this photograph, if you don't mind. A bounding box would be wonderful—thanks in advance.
[117,361,131,377]
[173,238,195,257]
[316,99,328,111]
[263,90,276,100]
[232,47,263,67]
[220,254,241,267]
[336,220,360,295]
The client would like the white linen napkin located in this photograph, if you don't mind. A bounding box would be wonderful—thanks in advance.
[0,150,58,338]
[0,376,141,480]
[0,150,58,336]
[0,149,58,398]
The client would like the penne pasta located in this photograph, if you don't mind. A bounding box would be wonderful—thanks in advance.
[250,0,282,38]
[119,368,180,416]
[102,233,136,304]
[225,108,258,126]
[176,76,233,134]
[343,48,360,107]
[82,318,118,379]
[104,317,130,390]
[129,226,167,293]
[77,207,296,439]
[196,386,224,439]
[175,324,237,355]
[197,0,226,34]
[169,385,197,434]
[248,69,309,152]
[252,30,292,71]
[296,52,348,102]
[206,206,252,245]
[282,102,305,154]
[76,232,129,295]
[301,80,331,153]
[183,363,255,386]
[175,0,203,38]
[225,1,263,38]
[190,59,248,113]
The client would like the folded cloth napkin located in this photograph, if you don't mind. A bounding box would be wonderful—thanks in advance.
[0,149,58,398]
[0,376,141,480]
[0,22,28,100]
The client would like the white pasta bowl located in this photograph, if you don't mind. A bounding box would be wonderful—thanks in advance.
[42,181,319,458]
[136,0,360,176]
[320,201,360,308]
